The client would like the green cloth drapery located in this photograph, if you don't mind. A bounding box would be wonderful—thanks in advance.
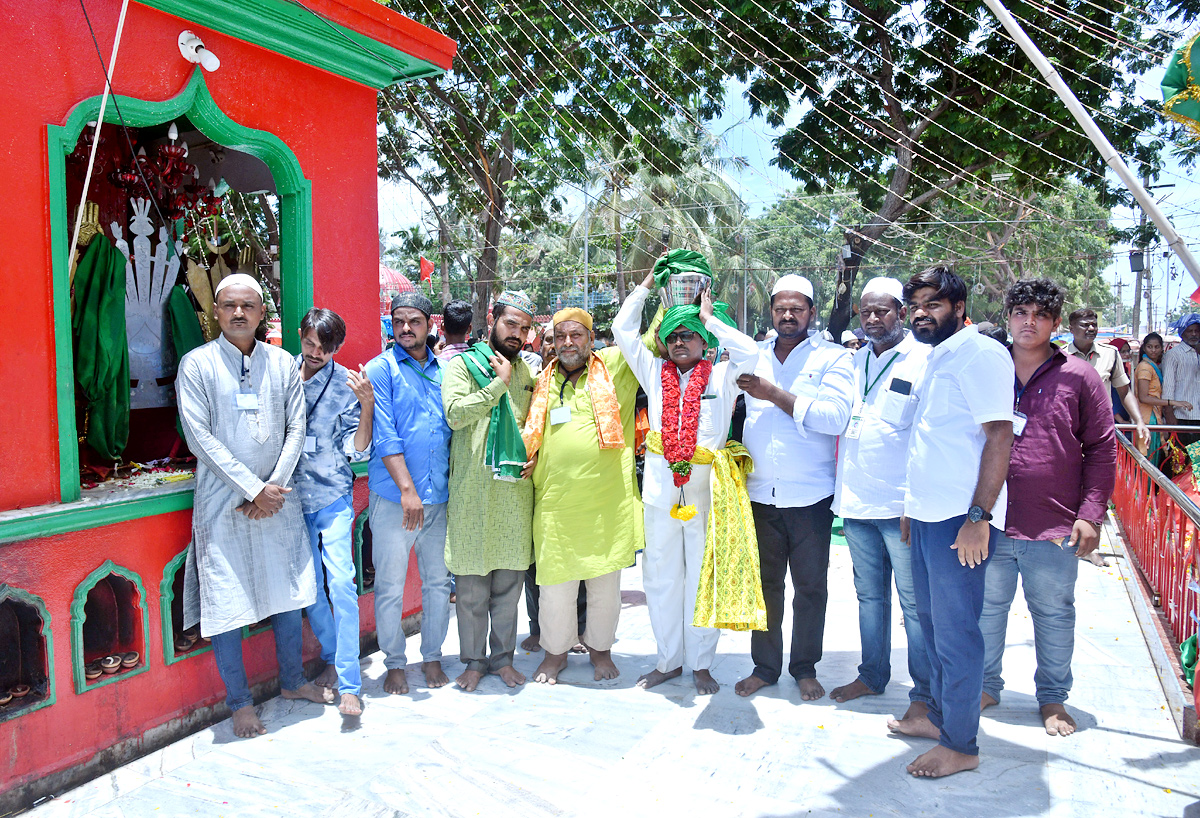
[651,248,713,289]
[72,236,129,461]
[1163,33,1200,137]
[462,342,528,481]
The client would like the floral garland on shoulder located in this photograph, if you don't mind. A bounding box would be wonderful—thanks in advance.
[661,358,713,489]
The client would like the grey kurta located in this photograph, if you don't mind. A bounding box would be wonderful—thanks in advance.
[178,335,316,637]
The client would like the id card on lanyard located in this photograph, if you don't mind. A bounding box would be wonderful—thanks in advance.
[304,365,335,454]
[847,350,900,439]
[234,354,259,410]
[1013,357,1053,437]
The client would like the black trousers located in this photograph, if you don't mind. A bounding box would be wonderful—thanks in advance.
[524,564,587,637]
[749,497,835,683]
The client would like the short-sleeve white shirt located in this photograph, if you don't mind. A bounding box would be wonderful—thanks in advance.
[904,326,1014,526]
[743,334,855,508]
[834,333,931,520]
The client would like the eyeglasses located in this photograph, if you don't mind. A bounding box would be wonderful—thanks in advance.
[665,330,698,344]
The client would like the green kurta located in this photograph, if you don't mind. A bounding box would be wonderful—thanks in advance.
[531,345,642,586]
[443,352,536,576]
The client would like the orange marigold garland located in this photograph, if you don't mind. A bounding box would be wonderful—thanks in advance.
[661,359,712,520]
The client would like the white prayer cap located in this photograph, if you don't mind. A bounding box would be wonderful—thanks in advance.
[214,273,264,301]
[841,330,858,343]
[771,274,814,301]
[860,276,903,303]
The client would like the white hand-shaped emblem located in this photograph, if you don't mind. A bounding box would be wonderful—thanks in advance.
[115,197,184,409]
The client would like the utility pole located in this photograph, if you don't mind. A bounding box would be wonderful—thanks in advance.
[1132,197,1147,336]
[742,225,750,333]
[1115,275,1123,329]
[582,197,590,311]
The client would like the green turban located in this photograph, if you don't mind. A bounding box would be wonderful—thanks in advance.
[652,248,713,289]
[658,300,735,349]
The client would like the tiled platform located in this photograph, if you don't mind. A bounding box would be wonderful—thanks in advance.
[29,529,1200,817]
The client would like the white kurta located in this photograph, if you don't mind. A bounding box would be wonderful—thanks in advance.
[612,287,759,670]
[178,335,316,637]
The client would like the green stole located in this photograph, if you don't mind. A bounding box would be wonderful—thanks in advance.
[72,236,130,461]
[462,342,527,482]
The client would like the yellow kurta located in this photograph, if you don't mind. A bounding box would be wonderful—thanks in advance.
[531,346,642,585]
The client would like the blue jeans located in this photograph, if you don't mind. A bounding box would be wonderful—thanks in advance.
[304,496,362,696]
[210,610,306,712]
[910,516,995,756]
[368,492,451,669]
[980,534,1080,706]
[842,517,932,705]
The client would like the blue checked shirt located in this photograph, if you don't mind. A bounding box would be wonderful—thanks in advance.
[292,357,368,515]
[365,343,451,506]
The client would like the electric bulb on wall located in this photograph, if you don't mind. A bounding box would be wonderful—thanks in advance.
[178,30,221,72]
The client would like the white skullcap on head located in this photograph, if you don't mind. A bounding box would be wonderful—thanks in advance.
[214,273,264,300]
[841,330,858,343]
[860,276,903,303]
[771,274,814,300]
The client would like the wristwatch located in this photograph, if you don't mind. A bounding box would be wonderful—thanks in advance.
[967,504,993,524]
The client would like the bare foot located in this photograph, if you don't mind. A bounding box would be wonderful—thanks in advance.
[495,665,526,687]
[314,664,338,689]
[981,692,999,710]
[570,637,588,655]
[1083,550,1109,567]
[281,682,334,705]
[520,634,542,652]
[231,705,266,737]
[338,693,362,716]
[383,668,409,695]
[423,661,450,688]
[637,667,683,689]
[693,669,719,695]
[589,648,620,680]
[1041,703,1077,736]
[534,652,569,684]
[830,678,878,703]
[799,677,825,701]
[887,712,940,740]
[907,745,980,777]
[901,701,929,722]
[734,674,771,697]
[456,669,484,692]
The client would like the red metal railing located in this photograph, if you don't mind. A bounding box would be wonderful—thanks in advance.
[1111,435,1200,649]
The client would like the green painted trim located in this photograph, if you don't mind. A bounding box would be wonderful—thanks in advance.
[135,0,447,89]
[0,585,56,724]
[352,506,372,596]
[0,490,193,546]
[47,125,80,504]
[47,69,313,503]
[70,560,152,695]
[159,547,212,666]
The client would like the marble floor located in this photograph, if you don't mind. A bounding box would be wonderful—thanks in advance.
[29,528,1200,818]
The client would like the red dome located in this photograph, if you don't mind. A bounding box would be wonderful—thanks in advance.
[379,263,416,312]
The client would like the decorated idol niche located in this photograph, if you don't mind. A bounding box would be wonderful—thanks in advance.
[66,119,281,485]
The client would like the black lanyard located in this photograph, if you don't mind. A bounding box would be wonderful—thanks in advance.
[1014,356,1055,411]
[306,364,335,422]
[558,365,585,407]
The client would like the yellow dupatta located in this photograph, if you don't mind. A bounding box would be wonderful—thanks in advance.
[646,432,767,631]
[523,353,625,457]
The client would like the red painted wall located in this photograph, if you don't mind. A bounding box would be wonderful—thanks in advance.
[0,0,386,510]
[0,0,441,797]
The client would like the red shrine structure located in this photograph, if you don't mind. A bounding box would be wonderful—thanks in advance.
[0,1,454,809]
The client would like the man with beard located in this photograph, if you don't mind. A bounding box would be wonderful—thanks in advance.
[887,267,1013,779]
[1162,314,1200,444]
[522,306,641,685]
[442,292,538,691]
[830,278,933,724]
[734,274,855,701]
[365,292,453,695]
[613,263,760,696]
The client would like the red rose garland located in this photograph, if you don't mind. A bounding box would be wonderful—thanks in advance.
[661,358,713,487]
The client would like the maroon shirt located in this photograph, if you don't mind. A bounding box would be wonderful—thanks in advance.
[1006,348,1117,541]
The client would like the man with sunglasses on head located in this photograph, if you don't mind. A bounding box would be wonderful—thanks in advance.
[734,274,855,702]
[613,256,760,695]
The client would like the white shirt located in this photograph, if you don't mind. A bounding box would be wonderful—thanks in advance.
[834,332,931,520]
[1161,341,1200,421]
[743,334,855,508]
[904,326,1014,526]
[611,286,759,511]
